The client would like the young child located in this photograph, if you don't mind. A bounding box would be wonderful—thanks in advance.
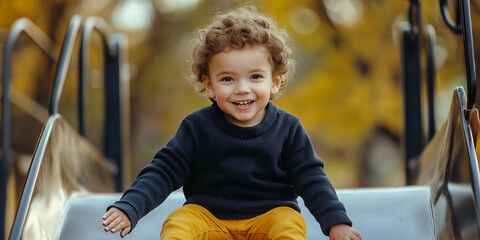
[102,5,361,240]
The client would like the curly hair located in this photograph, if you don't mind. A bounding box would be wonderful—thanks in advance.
[188,5,294,99]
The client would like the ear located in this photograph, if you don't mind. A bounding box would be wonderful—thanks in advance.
[202,74,215,99]
[270,73,282,95]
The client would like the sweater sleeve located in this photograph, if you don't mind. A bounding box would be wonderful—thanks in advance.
[284,120,352,236]
[108,117,197,230]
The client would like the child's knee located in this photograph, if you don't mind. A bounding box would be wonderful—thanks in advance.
[161,205,206,239]
[267,207,307,239]
[161,205,233,240]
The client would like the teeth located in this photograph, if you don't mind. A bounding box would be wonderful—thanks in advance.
[235,101,252,105]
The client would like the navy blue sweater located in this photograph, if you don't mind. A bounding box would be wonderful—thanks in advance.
[111,102,352,235]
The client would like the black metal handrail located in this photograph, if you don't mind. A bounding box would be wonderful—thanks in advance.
[79,17,113,136]
[79,16,127,191]
[439,0,477,110]
[407,0,421,41]
[104,33,129,192]
[439,0,462,33]
[52,15,127,192]
[401,0,424,185]
[1,18,58,240]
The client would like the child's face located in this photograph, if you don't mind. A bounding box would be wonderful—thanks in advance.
[202,44,281,127]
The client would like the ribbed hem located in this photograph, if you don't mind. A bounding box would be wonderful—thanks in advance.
[319,211,352,236]
[209,102,278,138]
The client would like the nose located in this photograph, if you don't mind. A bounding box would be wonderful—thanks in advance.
[234,79,251,94]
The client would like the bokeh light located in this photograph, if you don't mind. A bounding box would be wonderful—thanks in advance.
[110,0,155,43]
[290,6,320,35]
[154,0,200,14]
[324,0,364,27]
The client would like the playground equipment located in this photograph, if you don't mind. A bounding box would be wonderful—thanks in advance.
[1,15,129,240]
[1,0,479,239]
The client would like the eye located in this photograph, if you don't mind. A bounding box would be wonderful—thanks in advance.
[221,76,234,82]
[251,74,263,79]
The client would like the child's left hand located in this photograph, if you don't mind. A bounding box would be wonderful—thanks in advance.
[329,224,362,240]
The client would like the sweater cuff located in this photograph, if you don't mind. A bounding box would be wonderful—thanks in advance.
[319,211,352,236]
[108,201,140,230]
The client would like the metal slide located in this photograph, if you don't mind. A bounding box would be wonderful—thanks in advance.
[4,1,480,239]
[57,185,435,239]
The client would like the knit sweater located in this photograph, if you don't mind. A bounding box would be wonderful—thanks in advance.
[111,102,352,235]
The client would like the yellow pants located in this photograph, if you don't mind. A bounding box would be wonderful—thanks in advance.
[160,204,307,240]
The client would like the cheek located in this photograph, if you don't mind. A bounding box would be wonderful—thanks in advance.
[210,86,229,100]
[257,85,274,97]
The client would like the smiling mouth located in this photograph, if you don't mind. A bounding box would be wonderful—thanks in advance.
[234,100,254,106]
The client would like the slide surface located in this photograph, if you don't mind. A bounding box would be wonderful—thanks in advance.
[58,187,433,240]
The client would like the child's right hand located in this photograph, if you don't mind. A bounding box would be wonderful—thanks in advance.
[102,207,132,238]
[329,224,361,240]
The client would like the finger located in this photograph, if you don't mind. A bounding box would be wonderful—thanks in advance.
[106,218,123,232]
[103,211,119,226]
[111,220,130,233]
[103,216,115,227]
[102,212,112,225]
[102,216,113,226]
[353,230,362,240]
[121,226,131,238]
[103,209,115,220]
[105,212,124,226]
